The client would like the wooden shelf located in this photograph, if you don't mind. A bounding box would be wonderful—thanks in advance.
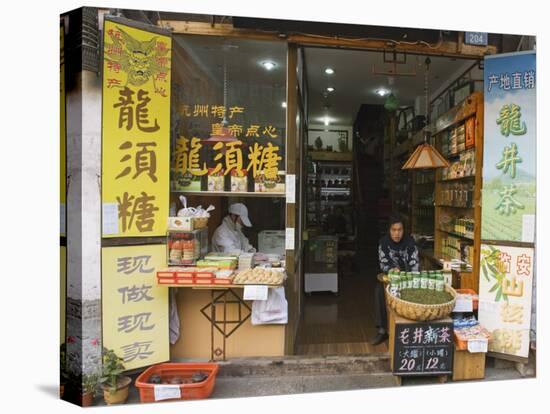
[172,191,286,198]
[437,228,474,241]
[440,175,475,182]
[436,205,474,209]
[158,283,284,289]
[434,92,483,291]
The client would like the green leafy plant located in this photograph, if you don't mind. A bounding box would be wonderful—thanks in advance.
[83,373,99,395]
[480,245,509,302]
[100,347,126,395]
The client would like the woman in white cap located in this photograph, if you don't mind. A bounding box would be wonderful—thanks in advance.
[212,203,256,253]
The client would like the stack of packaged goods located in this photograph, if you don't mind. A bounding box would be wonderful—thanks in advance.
[453,316,491,351]
[388,270,448,302]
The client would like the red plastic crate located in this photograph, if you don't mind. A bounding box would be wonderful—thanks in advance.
[195,271,215,279]
[135,363,219,403]
[157,275,195,285]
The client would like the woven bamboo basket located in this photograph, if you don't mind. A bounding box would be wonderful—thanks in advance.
[193,217,209,229]
[385,284,457,321]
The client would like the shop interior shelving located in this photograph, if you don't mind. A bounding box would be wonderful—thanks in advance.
[306,159,353,235]
[432,91,484,292]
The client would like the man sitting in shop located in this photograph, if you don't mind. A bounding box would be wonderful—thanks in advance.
[212,203,257,253]
[370,213,420,345]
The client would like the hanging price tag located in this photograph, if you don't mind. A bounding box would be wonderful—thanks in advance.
[244,285,269,301]
[468,339,488,353]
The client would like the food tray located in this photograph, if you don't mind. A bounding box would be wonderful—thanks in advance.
[135,362,219,402]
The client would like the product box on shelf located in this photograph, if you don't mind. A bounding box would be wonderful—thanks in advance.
[168,216,194,232]
[231,169,248,192]
[254,170,285,193]
[207,168,225,192]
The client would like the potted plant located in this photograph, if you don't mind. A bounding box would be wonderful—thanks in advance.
[81,373,99,407]
[99,348,132,405]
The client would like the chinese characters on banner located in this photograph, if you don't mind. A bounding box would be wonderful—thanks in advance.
[102,245,169,370]
[393,322,454,375]
[171,104,284,193]
[478,245,534,358]
[101,20,171,237]
[481,52,536,242]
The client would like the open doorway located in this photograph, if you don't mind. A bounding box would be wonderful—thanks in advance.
[295,46,482,355]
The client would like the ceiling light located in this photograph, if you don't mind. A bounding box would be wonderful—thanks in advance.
[325,68,334,75]
[282,101,287,108]
[376,88,390,97]
[326,87,335,92]
[261,61,277,71]
[324,117,330,126]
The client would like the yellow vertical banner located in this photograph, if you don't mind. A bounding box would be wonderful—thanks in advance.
[102,245,169,370]
[60,22,66,237]
[101,19,171,237]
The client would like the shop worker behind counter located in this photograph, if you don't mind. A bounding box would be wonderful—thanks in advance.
[370,213,420,346]
[212,203,257,254]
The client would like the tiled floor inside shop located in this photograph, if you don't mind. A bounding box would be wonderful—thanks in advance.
[295,250,388,355]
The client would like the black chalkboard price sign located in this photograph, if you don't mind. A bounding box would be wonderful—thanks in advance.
[393,321,454,376]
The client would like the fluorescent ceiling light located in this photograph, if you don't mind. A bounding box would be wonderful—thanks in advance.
[326,87,335,92]
[324,117,330,126]
[261,61,277,70]
[376,88,390,97]
[325,68,334,75]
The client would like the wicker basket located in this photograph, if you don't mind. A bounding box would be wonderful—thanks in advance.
[385,284,457,321]
[193,217,209,229]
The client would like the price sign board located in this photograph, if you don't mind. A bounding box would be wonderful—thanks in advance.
[393,321,454,376]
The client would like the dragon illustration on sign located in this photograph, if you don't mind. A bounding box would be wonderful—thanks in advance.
[104,25,170,95]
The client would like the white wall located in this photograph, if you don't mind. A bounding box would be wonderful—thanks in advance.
[307,124,353,151]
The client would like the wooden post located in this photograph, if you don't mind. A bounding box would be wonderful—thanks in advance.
[284,43,299,355]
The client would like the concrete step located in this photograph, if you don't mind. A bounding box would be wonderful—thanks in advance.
[212,372,396,398]
[211,353,395,398]
[217,354,391,378]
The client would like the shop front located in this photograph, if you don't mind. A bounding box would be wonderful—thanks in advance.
[60,7,536,406]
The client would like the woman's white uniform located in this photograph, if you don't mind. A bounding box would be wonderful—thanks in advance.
[212,216,256,253]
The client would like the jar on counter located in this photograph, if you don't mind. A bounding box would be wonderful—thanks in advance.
[428,272,436,290]
[399,271,407,290]
[435,272,445,292]
[420,271,429,289]
[412,272,421,289]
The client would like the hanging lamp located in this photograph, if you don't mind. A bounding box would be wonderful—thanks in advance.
[402,57,449,170]
[383,77,399,112]
[204,49,238,144]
